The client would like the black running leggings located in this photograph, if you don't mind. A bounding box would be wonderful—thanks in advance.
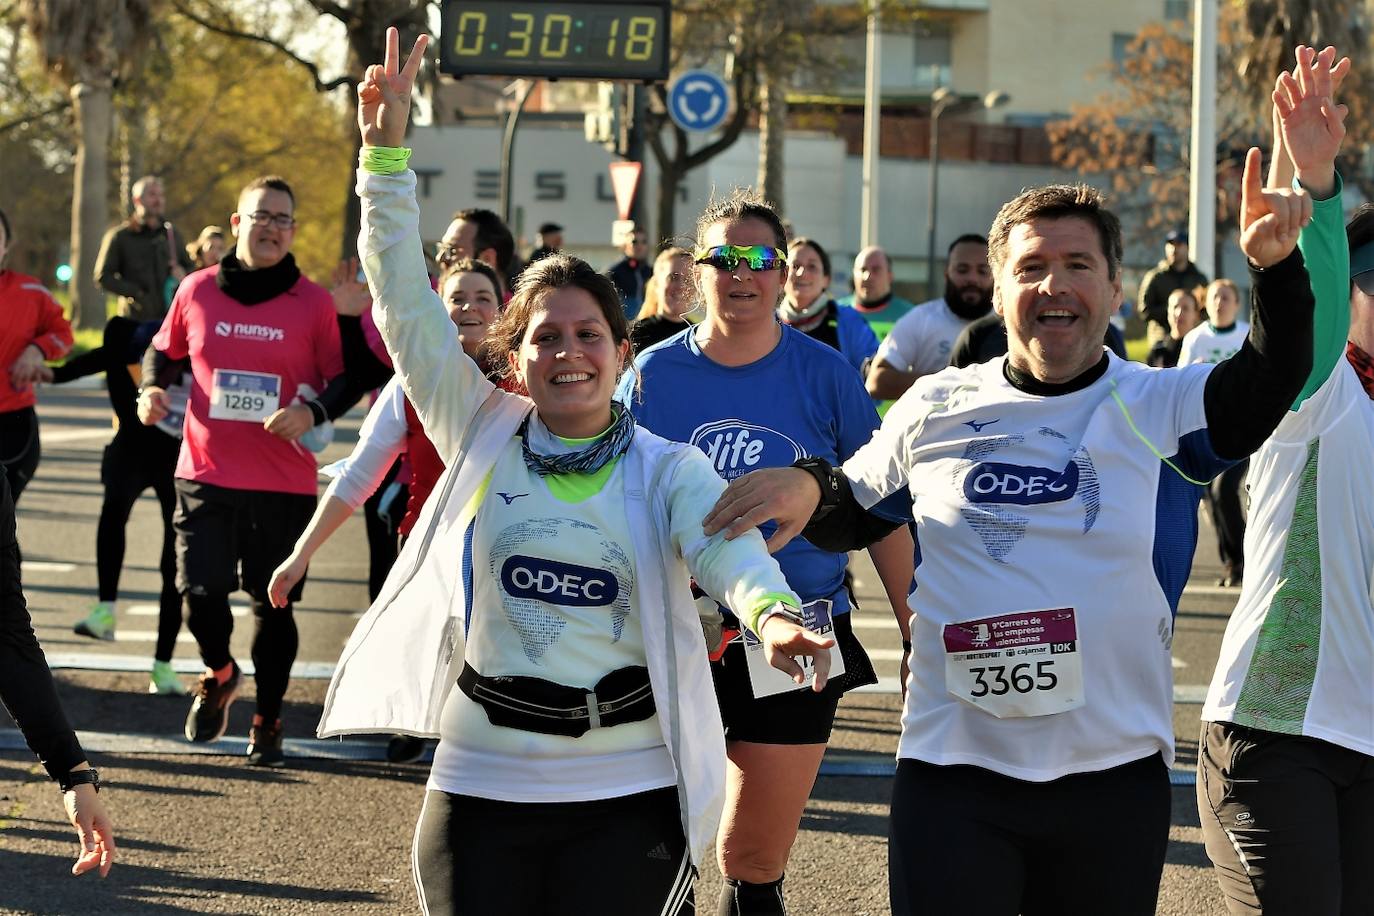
[0,408,40,502]
[888,755,1171,916]
[97,429,182,661]
[413,786,694,916]
[51,316,184,660]
[1206,459,1249,574]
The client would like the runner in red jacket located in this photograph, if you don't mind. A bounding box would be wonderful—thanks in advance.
[0,207,74,500]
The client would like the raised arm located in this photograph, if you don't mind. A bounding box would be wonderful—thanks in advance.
[355,28,494,459]
[1278,44,1352,404]
[1202,146,1313,460]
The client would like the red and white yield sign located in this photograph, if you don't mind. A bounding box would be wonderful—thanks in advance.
[608,161,643,221]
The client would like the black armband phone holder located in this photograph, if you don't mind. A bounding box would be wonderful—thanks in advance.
[792,456,843,520]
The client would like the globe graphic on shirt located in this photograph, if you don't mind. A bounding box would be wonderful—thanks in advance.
[488,516,634,664]
[954,427,1100,563]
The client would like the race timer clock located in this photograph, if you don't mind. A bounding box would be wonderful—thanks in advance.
[439,1,671,81]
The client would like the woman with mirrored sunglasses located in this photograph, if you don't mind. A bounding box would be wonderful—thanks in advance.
[623,191,915,916]
[779,237,879,377]
[321,31,830,916]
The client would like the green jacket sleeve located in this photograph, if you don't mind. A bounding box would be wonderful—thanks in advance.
[1293,174,1350,408]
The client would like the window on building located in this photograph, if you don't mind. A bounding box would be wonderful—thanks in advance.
[913,22,952,91]
[1112,32,1135,71]
[1165,0,1190,20]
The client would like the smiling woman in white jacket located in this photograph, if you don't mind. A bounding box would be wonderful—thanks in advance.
[318,31,831,916]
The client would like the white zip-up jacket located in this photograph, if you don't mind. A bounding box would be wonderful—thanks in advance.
[319,166,798,865]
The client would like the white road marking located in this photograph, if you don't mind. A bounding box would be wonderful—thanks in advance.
[125,602,248,618]
[44,652,336,679]
[113,631,199,644]
[22,561,78,573]
[40,428,114,445]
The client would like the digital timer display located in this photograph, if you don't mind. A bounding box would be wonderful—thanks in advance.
[439,1,671,81]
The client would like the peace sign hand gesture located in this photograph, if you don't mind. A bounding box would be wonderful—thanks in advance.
[358,27,430,148]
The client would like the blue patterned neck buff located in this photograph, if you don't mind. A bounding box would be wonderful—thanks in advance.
[520,404,636,477]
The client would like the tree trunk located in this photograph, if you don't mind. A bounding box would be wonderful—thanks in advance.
[70,78,113,330]
[119,103,145,209]
[757,77,787,212]
[340,109,363,259]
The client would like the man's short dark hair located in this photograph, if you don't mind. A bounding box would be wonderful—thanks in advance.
[0,207,11,246]
[240,175,296,210]
[987,185,1122,280]
[948,234,988,255]
[454,208,514,277]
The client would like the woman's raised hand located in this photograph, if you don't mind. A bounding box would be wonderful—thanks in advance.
[358,26,430,148]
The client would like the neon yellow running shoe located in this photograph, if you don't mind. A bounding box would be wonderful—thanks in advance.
[73,602,115,641]
[149,660,186,696]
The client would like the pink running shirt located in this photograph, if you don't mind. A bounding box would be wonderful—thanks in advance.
[153,267,344,495]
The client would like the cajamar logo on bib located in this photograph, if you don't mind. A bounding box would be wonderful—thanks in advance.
[955,427,1100,563]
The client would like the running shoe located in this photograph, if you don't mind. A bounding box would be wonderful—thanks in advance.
[148,660,186,696]
[184,662,241,743]
[72,602,116,641]
[247,720,285,768]
[386,735,427,764]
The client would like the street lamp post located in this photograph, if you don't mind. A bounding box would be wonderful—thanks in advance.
[925,88,1011,300]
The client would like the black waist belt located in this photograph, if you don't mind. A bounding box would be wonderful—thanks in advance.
[457,662,656,738]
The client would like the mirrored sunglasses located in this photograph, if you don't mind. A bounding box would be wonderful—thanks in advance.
[693,245,787,272]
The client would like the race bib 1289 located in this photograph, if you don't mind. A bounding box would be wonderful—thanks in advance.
[208,369,281,423]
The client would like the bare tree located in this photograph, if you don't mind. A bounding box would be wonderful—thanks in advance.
[1236,0,1373,197]
[171,0,430,257]
[23,0,155,327]
[649,0,909,236]
[1046,16,1259,256]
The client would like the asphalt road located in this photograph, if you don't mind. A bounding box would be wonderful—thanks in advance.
[0,385,1235,915]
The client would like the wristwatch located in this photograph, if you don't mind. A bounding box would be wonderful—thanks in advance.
[58,767,100,793]
[759,602,806,630]
[792,456,842,519]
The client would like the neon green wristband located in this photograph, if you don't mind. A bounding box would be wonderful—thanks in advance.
[745,593,803,636]
[361,146,412,175]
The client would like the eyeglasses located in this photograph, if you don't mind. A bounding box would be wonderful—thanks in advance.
[693,245,787,272]
[1356,271,1374,298]
[242,211,295,229]
[435,241,467,267]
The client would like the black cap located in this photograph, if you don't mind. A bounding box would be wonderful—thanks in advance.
[538,222,563,235]
[1165,229,1188,244]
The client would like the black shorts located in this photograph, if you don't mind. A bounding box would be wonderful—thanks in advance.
[889,754,1171,916]
[173,479,316,601]
[413,786,694,916]
[712,610,875,745]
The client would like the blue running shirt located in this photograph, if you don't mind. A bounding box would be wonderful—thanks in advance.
[623,325,903,613]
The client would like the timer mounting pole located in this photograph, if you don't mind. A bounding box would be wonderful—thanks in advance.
[499,79,536,224]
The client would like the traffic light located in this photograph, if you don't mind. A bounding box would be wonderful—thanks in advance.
[584,82,627,156]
